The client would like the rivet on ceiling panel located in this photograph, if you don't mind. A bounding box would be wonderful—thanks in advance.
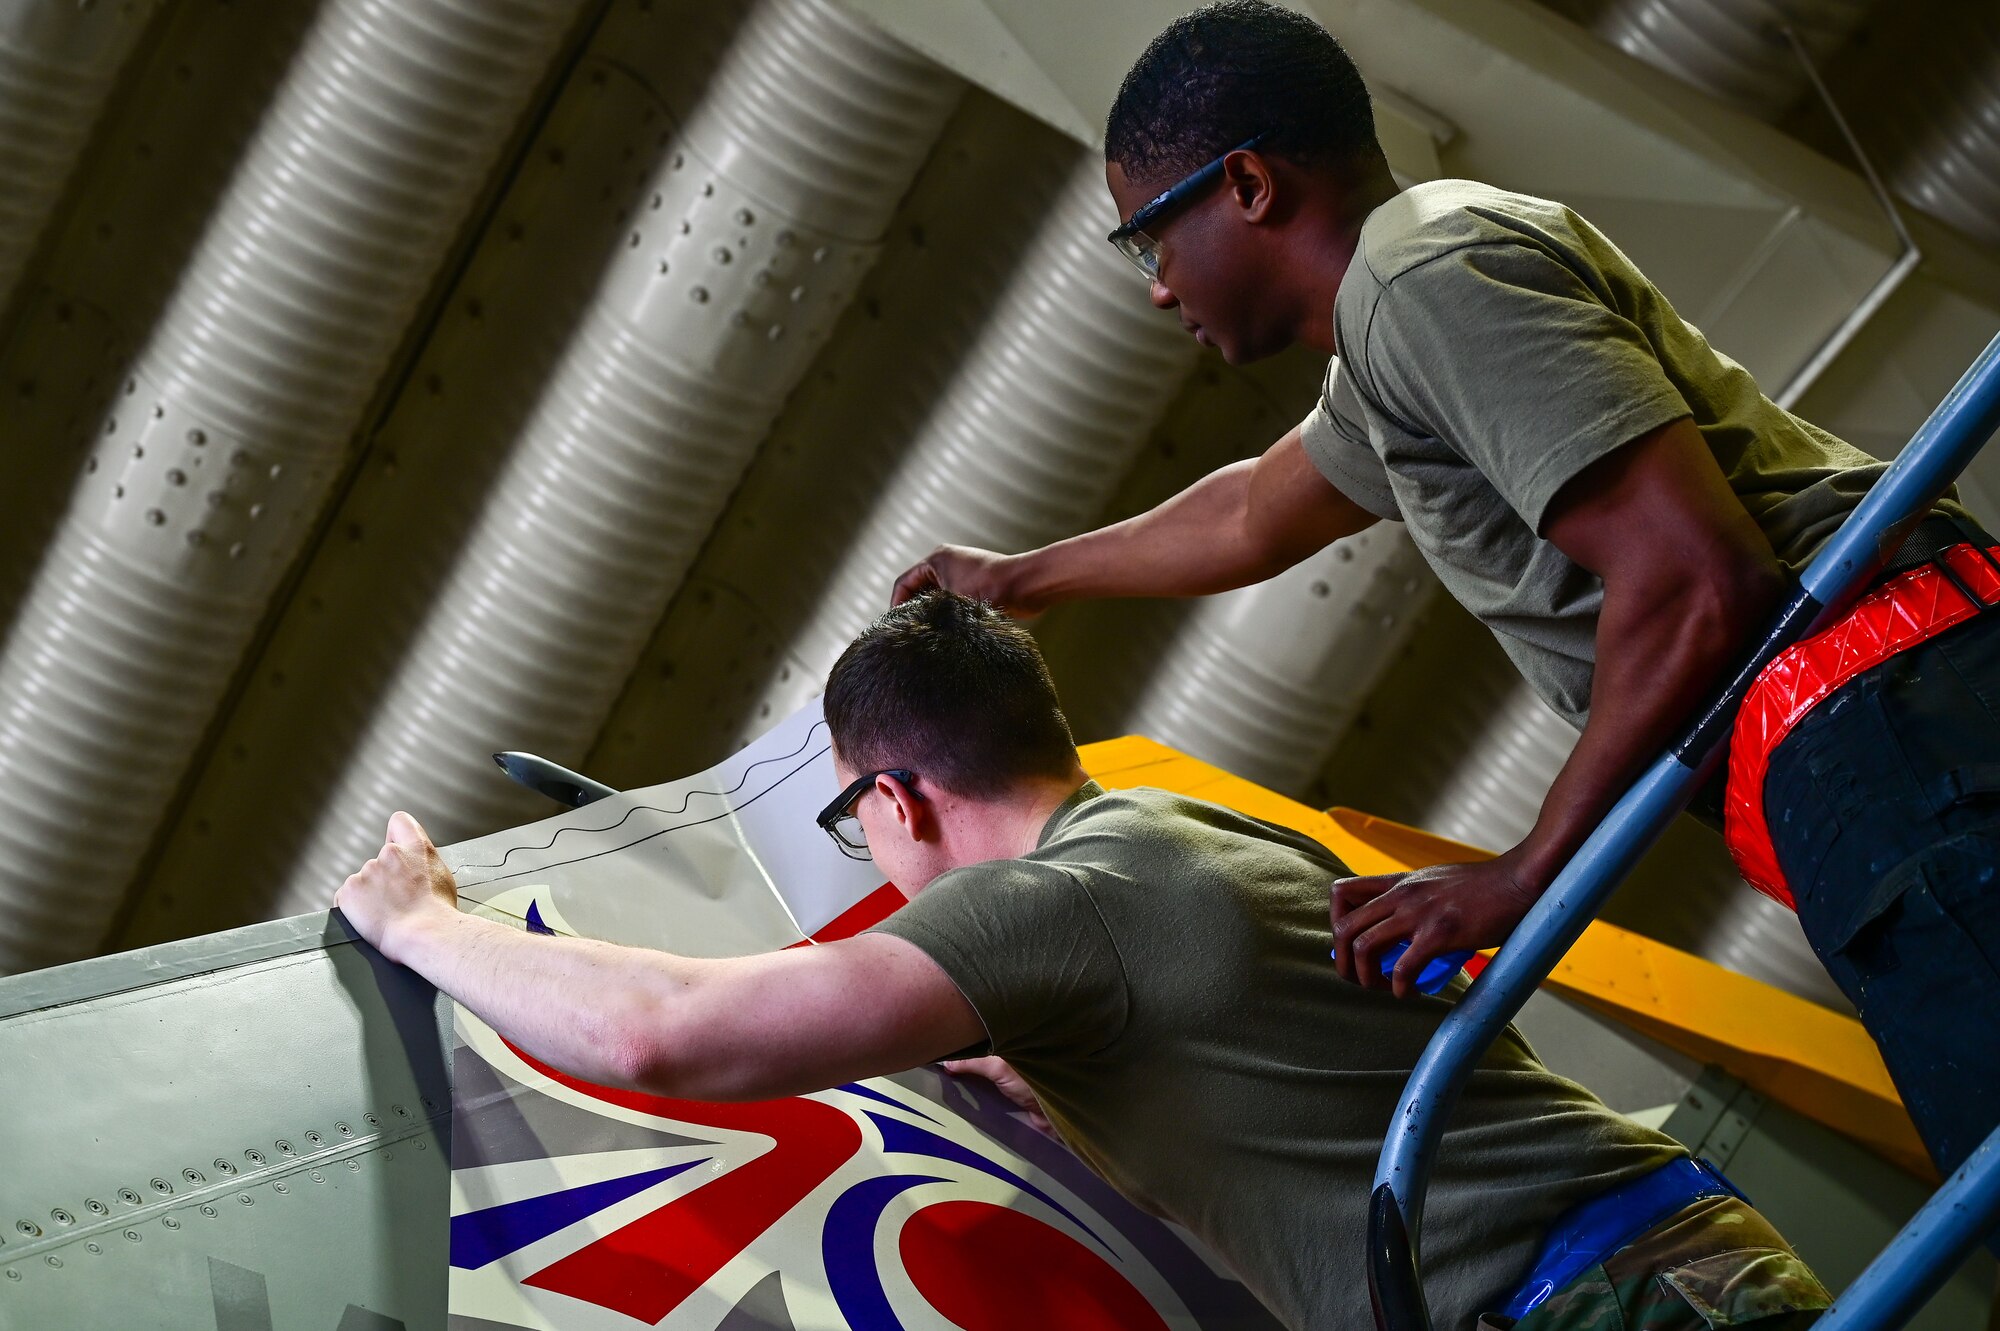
[595,156,1200,781]
[0,0,322,625]
[764,163,1200,722]
[0,0,589,974]
[122,50,684,949]
[244,0,963,921]
[589,93,1083,786]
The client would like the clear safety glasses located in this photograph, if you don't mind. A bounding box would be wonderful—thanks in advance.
[815,768,921,861]
[1106,133,1268,282]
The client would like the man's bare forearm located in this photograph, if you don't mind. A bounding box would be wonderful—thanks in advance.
[890,427,1373,612]
[1008,426,1375,608]
[336,817,982,1101]
[1011,460,1275,603]
[391,906,684,1090]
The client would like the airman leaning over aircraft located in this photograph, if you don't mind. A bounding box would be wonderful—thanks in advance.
[337,592,1830,1330]
[893,0,2000,1183]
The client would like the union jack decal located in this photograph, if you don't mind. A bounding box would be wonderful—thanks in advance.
[448,1001,1273,1328]
[440,704,1278,1329]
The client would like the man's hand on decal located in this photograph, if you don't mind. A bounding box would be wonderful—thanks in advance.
[890,545,1037,616]
[335,811,460,966]
[944,1055,1055,1138]
[1329,854,1540,999]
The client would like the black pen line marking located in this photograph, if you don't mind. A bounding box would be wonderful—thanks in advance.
[457,721,831,879]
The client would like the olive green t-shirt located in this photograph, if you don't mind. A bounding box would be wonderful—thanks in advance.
[1301,179,1950,727]
[870,782,1682,1331]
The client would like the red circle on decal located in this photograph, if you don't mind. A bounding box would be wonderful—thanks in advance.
[899,1199,1172,1331]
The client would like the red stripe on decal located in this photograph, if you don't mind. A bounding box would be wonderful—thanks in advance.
[509,1045,863,1323]
[810,882,906,941]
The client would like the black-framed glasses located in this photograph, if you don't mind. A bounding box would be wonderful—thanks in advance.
[1107,132,1268,282]
[816,768,921,861]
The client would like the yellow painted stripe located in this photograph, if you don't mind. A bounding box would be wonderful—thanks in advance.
[1078,736,1931,1180]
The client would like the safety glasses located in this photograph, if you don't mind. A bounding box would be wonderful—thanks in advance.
[816,768,921,861]
[1107,132,1268,281]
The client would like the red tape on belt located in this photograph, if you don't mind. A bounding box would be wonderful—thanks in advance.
[1725,542,2000,908]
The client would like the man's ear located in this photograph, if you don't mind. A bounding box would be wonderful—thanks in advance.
[877,772,930,842]
[1224,149,1277,224]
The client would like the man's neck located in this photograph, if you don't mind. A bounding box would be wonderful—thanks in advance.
[1293,164,1399,354]
[937,769,1091,871]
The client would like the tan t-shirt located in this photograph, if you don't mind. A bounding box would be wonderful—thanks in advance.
[870,782,1683,1331]
[1301,179,1951,727]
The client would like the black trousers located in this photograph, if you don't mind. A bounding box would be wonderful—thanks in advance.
[1764,602,2000,1175]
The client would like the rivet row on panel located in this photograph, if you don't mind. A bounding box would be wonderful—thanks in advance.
[1,1097,436,1269]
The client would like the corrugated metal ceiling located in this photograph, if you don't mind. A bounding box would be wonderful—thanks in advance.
[1,0,1995,1013]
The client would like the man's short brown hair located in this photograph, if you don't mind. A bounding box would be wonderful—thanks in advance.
[825,592,1079,798]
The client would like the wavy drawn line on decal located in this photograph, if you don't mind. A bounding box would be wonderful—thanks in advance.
[457,721,829,876]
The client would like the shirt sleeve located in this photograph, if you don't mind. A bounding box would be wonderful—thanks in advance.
[1298,358,1400,519]
[867,861,1130,1061]
[1361,241,1692,533]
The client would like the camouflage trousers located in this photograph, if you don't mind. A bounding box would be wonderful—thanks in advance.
[1480,1196,1832,1330]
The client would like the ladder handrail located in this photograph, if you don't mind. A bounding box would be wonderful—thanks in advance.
[1367,330,2000,1331]
[1816,1127,2000,1330]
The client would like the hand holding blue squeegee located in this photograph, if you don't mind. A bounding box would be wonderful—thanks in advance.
[1376,941,1477,996]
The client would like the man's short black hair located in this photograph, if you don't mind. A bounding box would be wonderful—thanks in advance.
[1106,1,1382,187]
[825,591,1078,799]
